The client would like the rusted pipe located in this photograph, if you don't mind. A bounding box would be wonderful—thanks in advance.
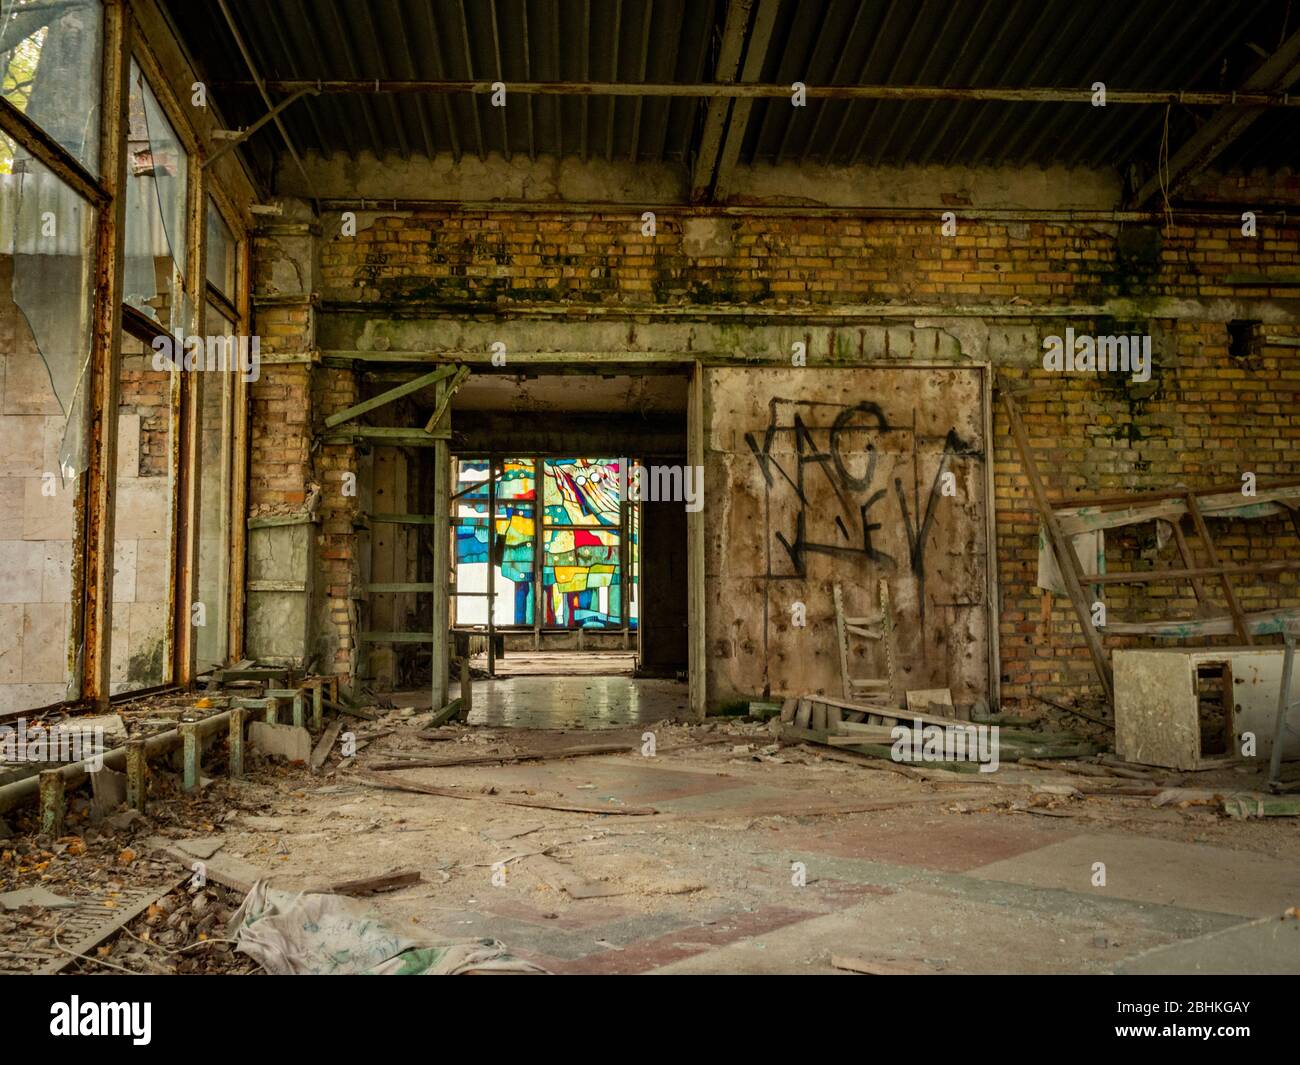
[0,711,237,816]
[217,79,1300,109]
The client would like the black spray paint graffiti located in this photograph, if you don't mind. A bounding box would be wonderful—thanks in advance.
[744,399,981,696]
[744,399,979,584]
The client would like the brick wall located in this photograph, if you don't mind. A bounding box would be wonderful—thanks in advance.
[272,207,1300,706]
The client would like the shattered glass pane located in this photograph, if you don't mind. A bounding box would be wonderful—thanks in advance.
[0,138,95,712]
[0,0,102,174]
[206,197,235,297]
[1,133,95,476]
[123,59,189,331]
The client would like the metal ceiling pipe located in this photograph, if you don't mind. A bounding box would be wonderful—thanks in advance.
[215,79,1300,108]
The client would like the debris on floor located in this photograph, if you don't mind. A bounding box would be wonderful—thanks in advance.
[231,880,547,975]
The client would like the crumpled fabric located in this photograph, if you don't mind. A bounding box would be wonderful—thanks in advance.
[231,880,549,975]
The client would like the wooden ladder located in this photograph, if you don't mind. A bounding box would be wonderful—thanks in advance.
[833,579,895,705]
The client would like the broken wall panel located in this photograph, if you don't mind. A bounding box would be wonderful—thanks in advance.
[705,366,992,707]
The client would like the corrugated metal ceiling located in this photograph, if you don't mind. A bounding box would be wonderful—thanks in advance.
[163,0,1298,173]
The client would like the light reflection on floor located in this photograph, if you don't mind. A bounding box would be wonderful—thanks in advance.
[466,675,688,729]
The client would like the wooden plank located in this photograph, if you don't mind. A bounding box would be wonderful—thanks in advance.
[368,742,632,771]
[423,365,470,433]
[427,697,464,727]
[1003,390,1114,703]
[833,583,852,699]
[1089,558,1300,585]
[1167,518,1210,606]
[324,365,457,428]
[906,688,955,717]
[1185,493,1252,644]
[832,954,926,976]
[310,719,343,771]
[324,868,422,896]
[356,771,659,815]
[1050,483,1300,533]
[431,378,451,708]
[366,582,438,593]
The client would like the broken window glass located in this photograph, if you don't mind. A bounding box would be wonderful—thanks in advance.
[0,0,102,174]
[206,197,236,298]
[123,59,189,332]
[0,139,97,712]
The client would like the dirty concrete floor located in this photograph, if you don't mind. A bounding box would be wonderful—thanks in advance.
[168,700,1300,975]
[5,680,1298,976]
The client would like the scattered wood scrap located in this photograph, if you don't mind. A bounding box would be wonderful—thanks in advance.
[428,697,467,728]
[367,741,634,772]
[1223,793,1300,819]
[774,696,1096,771]
[355,771,658,815]
[831,953,929,975]
[324,868,421,897]
[310,719,343,772]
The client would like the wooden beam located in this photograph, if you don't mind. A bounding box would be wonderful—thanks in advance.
[1185,494,1252,645]
[430,377,452,708]
[1003,390,1114,704]
[712,0,781,201]
[1104,607,1300,638]
[1132,27,1300,206]
[422,365,470,433]
[0,96,108,208]
[689,0,754,202]
[324,365,456,428]
[1089,558,1300,585]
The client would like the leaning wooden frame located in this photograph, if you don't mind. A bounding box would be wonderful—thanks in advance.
[1001,382,1300,706]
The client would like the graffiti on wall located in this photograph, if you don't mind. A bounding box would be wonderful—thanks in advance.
[745,399,978,577]
[743,397,982,665]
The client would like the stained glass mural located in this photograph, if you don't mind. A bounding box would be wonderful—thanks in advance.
[452,456,637,630]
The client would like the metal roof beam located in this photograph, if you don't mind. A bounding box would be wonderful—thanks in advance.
[688,0,752,201]
[707,0,780,201]
[214,0,315,199]
[1131,26,1300,207]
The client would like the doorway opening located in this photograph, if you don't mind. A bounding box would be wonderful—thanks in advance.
[452,456,638,679]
